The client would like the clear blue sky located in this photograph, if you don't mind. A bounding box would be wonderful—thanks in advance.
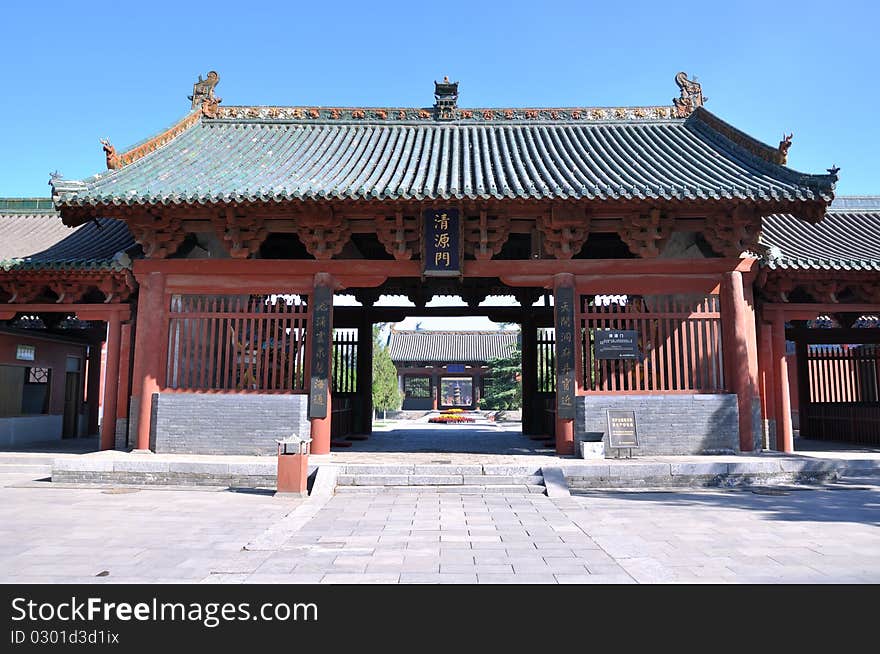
[1,0,877,197]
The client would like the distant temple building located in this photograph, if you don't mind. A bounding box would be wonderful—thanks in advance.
[389,330,519,410]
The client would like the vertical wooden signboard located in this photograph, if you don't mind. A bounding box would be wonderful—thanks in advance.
[308,285,332,419]
[555,285,576,419]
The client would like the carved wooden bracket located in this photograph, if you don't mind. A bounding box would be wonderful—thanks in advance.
[0,281,44,304]
[809,281,842,304]
[537,206,590,259]
[212,211,268,258]
[97,272,136,303]
[295,209,351,260]
[48,281,86,304]
[619,208,671,258]
[464,210,511,260]
[854,283,880,304]
[760,276,797,303]
[375,212,419,260]
[703,205,761,257]
[128,213,187,258]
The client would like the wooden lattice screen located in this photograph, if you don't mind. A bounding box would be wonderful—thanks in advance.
[332,329,358,393]
[807,344,880,403]
[537,328,556,392]
[579,294,724,393]
[167,294,309,392]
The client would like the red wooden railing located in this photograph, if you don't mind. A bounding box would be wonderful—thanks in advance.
[802,344,880,444]
[578,294,724,393]
[166,294,309,392]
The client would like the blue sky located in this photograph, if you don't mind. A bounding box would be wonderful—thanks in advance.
[0,0,877,197]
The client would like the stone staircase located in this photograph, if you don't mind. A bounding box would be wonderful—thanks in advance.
[334,464,546,494]
[0,454,54,478]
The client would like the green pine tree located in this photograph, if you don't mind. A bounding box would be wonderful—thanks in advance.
[482,346,522,410]
[372,324,401,419]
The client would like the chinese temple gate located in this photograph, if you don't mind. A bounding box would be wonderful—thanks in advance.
[10,69,873,457]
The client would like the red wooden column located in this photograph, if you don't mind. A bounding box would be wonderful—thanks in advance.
[86,338,102,436]
[132,272,166,452]
[553,273,576,455]
[115,322,133,448]
[721,271,757,452]
[308,274,334,455]
[757,319,777,449]
[99,312,122,450]
[772,308,794,453]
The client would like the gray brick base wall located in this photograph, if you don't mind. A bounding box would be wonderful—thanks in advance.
[153,393,309,455]
[575,394,739,456]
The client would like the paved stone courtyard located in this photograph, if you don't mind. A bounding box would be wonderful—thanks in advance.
[1,465,878,583]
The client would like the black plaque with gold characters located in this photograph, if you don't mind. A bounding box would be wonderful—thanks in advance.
[308,285,333,419]
[422,208,461,277]
[555,285,576,419]
[606,409,639,448]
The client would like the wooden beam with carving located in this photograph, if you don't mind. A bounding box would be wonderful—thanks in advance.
[619,208,670,257]
[128,212,188,259]
[294,208,351,260]
[703,205,762,257]
[463,210,511,260]
[536,205,590,259]
[375,212,419,260]
[211,209,268,258]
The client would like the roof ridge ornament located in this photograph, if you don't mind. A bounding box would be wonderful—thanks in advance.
[777,133,793,165]
[100,138,121,170]
[673,71,706,117]
[189,70,222,118]
[434,76,459,121]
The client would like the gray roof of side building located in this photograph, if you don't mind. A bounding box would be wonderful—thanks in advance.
[0,199,135,271]
[761,197,880,271]
[389,330,520,364]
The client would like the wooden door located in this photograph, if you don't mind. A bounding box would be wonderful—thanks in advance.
[62,372,80,438]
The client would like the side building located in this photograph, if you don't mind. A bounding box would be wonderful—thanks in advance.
[389,330,519,410]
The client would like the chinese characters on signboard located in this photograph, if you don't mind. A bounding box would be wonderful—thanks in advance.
[594,329,640,360]
[308,285,332,419]
[555,286,576,419]
[422,208,461,277]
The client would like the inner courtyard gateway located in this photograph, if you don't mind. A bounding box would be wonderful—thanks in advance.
[12,70,876,457]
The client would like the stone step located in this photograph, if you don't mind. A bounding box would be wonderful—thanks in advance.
[0,463,52,474]
[0,455,58,465]
[336,474,545,486]
[337,464,544,476]
[335,484,547,495]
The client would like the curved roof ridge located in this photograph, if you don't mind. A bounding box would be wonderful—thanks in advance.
[687,107,838,193]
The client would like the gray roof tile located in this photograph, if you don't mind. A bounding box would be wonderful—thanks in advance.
[389,330,519,363]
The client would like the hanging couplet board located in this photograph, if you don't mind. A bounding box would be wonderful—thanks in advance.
[555,285,577,419]
[422,208,461,277]
[606,409,639,448]
[595,329,640,360]
[308,285,333,419]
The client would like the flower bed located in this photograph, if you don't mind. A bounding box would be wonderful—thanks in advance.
[429,412,475,424]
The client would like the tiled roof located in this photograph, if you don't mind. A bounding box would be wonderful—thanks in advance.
[389,330,519,363]
[0,199,135,271]
[51,106,836,211]
[761,197,880,271]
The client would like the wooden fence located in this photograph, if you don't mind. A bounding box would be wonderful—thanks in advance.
[579,294,724,393]
[166,294,309,392]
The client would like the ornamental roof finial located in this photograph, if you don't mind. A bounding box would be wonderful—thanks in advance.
[188,70,222,117]
[777,133,793,165]
[434,77,459,121]
[673,71,707,117]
